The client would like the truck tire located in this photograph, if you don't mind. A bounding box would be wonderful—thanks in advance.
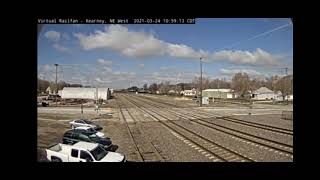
[51,156,62,162]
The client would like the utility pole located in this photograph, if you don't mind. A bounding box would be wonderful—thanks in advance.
[96,86,99,114]
[280,67,288,76]
[199,57,203,107]
[54,64,58,107]
[218,78,220,98]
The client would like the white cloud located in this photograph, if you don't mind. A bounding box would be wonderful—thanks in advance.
[152,72,160,76]
[97,59,112,66]
[112,71,136,77]
[219,68,270,80]
[53,43,70,53]
[74,25,167,58]
[167,44,208,59]
[44,31,60,42]
[151,67,197,83]
[103,67,112,72]
[212,48,281,66]
[160,66,177,72]
[220,68,262,76]
[74,25,206,59]
[138,64,145,68]
[43,64,51,71]
[95,78,112,83]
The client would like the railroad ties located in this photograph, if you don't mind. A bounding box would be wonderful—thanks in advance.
[120,93,293,162]
[117,99,165,162]
[120,94,254,162]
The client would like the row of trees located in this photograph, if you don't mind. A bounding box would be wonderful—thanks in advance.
[148,82,188,94]
[230,72,293,98]
[141,72,293,98]
[37,78,84,94]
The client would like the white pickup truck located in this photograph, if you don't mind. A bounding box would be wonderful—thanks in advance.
[45,141,125,162]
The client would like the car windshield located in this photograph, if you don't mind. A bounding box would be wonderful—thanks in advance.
[87,128,96,133]
[83,120,93,124]
[90,145,108,161]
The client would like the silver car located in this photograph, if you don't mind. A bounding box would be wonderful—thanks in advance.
[69,119,103,131]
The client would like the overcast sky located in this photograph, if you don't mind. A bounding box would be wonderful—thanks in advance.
[37,18,293,89]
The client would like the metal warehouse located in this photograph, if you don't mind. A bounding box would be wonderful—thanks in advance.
[60,87,111,100]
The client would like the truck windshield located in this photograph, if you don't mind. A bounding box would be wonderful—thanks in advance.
[90,145,108,161]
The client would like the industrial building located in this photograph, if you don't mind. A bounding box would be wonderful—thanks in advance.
[202,89,235,99]
[60,87,111,100]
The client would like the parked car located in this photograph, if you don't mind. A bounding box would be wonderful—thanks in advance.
[45,141,125,162]
[62,130,112,150]
[74,126,105,138]
[69,119,103,130]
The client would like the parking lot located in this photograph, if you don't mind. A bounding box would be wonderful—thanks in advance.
[38,93,293,162]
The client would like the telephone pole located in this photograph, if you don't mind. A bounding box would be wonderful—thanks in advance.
[280,67,288,76]
[199,57,203,107]
[54,64,58,107]
[285,67,288,76]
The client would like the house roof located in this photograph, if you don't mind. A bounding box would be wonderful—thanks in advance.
[253,87,273,94]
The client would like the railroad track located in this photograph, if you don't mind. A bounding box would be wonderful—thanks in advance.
[117,99,165,162]
[123,94,293,160]
[131,94,293,136]
[119,94,255,162]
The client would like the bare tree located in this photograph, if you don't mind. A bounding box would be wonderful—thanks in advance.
[38,78,50,94]
[275,75,293,100]
[149,83,158,93]
[143,83,148,90]
[159,81,170,94]
[203,78,210,90]
[232,72,250,97]
[192,77,200,90]
[265,75,280,91]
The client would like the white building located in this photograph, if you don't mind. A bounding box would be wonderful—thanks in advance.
[202,89,235,99]
[60,87,111,100]
[58,90,62,96]
[285,94,293,100]
[251,87,275,100]
[46,86,53,94]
